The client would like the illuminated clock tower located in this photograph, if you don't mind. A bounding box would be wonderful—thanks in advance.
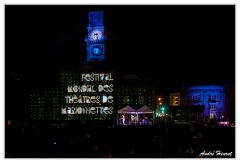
[85,11,106,62]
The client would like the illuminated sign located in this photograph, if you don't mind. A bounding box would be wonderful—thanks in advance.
[61,72,114,118]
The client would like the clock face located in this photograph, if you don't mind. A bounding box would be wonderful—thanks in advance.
[92,46,101,56]
[90,29,102,40]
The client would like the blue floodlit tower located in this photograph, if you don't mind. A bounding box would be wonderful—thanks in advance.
[85,11,106,62]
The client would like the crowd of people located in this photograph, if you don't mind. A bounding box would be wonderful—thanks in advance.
[120,114,152,125]
[5,122,235,158]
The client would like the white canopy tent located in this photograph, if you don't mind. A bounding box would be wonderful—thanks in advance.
[136,105,155,124]
[117,105,137,125]
[137,105,154,114]
[118,105,137,114]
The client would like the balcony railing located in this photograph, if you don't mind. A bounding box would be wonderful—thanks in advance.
[207,99,220,102]
[192,100,202,103]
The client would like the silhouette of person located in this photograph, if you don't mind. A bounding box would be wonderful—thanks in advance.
[122,115,125,125]
[131,115,135,123]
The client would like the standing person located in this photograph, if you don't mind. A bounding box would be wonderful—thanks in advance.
[131,115,135,124]
[121,114,125,125]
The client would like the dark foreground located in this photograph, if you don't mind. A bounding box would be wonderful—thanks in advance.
[5,124,235,158]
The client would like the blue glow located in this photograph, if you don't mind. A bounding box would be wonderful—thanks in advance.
[182,85,226,120]
[85,11,106,62]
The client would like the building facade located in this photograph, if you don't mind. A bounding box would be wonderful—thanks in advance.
[116,74,156,124]
[117,74,156,111]
[27,11,157,126]
[181,85,228,122]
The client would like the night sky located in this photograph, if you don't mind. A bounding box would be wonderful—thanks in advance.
[5,5,235,92]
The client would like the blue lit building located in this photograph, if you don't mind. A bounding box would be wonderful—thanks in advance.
[180,85,235,124]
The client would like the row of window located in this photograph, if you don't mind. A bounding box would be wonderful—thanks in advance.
[192,95,217,101]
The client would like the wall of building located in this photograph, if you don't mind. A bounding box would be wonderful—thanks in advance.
[117,86,155,110]
[181,85,226,121]
[29,69,116,124]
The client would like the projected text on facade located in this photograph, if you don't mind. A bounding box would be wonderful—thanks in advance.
[61,72,114,115]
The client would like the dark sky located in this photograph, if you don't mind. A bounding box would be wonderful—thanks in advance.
[5,5,235,91]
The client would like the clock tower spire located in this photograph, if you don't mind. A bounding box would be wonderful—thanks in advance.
[85,11,106,62]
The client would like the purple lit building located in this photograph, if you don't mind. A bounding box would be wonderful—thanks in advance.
[181,85,235,124]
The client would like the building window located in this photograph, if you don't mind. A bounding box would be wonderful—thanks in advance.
[123,96,129,104]
[138,96,145,104]
[192,95,200,101]
[209,113,215,119]
[210,104,216,110]
[209,95,217,101]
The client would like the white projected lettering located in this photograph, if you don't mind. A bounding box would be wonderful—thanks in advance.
[61,107,113,115]
[62,72,114,116]
[67,84,113,93]
[81,73,113,82]
[64,95,113,103]
[98,84,113,92]
[67,85,97,92]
